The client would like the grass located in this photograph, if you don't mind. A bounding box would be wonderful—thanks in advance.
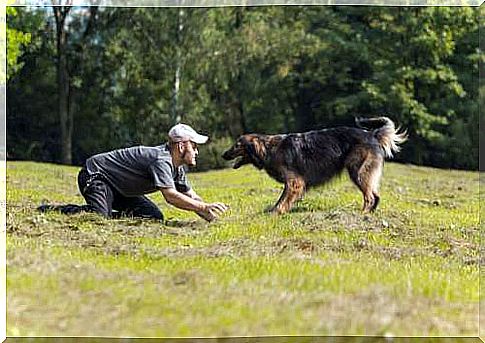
[6,160,480,337]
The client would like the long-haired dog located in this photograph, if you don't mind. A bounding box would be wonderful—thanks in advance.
[222,117,407,214]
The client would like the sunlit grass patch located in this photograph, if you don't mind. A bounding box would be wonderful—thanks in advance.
[6,161,479,336]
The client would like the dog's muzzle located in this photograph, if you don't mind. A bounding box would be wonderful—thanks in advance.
[222,148,247,169]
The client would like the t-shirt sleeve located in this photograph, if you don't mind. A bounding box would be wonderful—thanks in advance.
[175,166,191,193]
[149,160,176,189]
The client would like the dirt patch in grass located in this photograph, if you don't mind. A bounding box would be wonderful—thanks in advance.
[7,207,478,265]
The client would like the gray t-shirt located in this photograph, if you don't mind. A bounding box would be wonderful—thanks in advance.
[85,144,191,197]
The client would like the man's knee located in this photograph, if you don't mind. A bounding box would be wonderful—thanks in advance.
[83,204,111,218]
[148,211,164,221]
[81,180,114,218]
[126,197,164,220]
[132,206,164,220]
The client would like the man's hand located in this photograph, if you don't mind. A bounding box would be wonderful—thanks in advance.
[161,188,228,222]
[198,202,228,222]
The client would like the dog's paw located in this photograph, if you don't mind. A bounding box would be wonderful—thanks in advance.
[263,205,275,213]
[270,207,288,215]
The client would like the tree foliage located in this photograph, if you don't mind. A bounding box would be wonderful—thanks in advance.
[6,7,34,81]
[6,6,480,170]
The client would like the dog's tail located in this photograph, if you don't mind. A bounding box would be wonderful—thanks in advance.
[355,116,408,158]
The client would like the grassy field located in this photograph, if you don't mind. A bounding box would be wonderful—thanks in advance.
[6,161,479,337]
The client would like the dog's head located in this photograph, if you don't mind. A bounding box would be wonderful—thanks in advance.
[222,134,266,169]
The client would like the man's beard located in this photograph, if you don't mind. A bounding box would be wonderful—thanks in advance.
[181,150,196,167]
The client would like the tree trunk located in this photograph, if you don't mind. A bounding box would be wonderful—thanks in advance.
[294,66,315,132]
[238,100,247,134]
[171,8,184,125]
[295,89,315,132]
[58,44,71,164]
[54,6,72,164]
[235,8,247,134]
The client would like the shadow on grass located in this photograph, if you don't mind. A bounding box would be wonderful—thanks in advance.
[262,201,357,215]
[164,219,202,229]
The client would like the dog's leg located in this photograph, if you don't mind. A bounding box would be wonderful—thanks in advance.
[347,151,383,213]
[347,153,371,212]
[368,158,383,212]
[371,193,381,212]
[360,163,376,213]
[269,184,289,213]
[272,176,306,214]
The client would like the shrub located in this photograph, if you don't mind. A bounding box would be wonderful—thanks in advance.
[195,137,234,172]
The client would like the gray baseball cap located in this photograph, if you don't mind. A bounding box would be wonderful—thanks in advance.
[168,124,209,144]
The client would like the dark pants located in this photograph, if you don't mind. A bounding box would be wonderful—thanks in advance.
[77,167,164,220]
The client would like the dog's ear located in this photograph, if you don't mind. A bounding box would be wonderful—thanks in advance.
[243,137,265,169]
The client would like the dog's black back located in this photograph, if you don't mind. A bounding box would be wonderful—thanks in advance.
[222,117,407,213]
[266,127,381,187]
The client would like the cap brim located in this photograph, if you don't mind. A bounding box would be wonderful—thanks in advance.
[191,134,209,144]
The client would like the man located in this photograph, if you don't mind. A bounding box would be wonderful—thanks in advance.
[39,124,228,222]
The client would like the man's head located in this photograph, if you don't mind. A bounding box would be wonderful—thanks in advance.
[168,124,209,167]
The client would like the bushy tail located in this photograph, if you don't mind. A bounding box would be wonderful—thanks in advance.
[355,116,408,158]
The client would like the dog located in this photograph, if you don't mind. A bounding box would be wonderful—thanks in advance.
[222,117,407,214]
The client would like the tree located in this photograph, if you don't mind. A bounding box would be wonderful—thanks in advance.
[357,7,478,167]
[52,2,98,164]
[6,7,32,81]
[6,6,479,170]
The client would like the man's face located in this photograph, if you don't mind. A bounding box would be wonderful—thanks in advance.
[179,140,199,166]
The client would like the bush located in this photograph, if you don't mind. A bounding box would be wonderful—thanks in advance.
[195,137,234,172]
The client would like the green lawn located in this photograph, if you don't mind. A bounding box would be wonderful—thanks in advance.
[6,161,479,336]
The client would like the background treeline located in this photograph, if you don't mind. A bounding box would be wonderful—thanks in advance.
[6,6,481,170]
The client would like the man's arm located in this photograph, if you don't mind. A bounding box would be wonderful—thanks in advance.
[183,188,217,221]
[183,188,203,202]
[160,187,227,221]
